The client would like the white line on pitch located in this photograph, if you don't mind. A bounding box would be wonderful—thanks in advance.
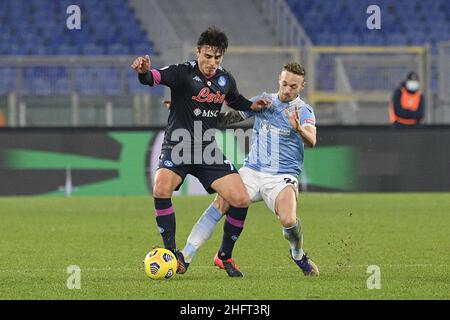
[0,264,446,273]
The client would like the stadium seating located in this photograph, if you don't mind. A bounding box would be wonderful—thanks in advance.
[286,0,449,94]
[0,0,156,95]
[286,0,450,46]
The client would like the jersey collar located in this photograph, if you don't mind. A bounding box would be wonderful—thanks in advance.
[276,94,301,108]
[195,60,222,79]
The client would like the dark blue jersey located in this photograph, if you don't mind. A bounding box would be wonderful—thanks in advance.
[139,60,252,149]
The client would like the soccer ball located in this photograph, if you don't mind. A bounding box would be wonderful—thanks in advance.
[143,248,177,280]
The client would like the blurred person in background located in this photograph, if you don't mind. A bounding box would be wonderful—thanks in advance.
[0,111,5,127]
[389,71,425,128]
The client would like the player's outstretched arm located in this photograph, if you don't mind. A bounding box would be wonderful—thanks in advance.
[285,109,316,147]
[227,96,271,112]
[250,98,271,111]
[217,110,245,128]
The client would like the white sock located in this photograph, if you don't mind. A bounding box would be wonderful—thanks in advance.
[282,218,304,260]
[181,204,223,263]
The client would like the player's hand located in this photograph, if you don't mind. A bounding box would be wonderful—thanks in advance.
[285,108,301,131]
[131,55,151,74]
[163,100,171,109]
[250,98,271,111]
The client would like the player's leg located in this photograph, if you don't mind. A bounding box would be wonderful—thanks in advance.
[192,160,250,277]
[152,168,183,259]
[182,167,261,274]
[181,195,230,264]
[211,168,263,277]
[212,174,248,273]
[275,186,303,258]
[274,185,319,276]
[211,172,250,208]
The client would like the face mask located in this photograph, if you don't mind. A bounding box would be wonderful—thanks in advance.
[406,80,419,92]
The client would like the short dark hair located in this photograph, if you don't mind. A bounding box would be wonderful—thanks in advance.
[283,62,306,77]
[197,26,229,54]
[406,71,419,81]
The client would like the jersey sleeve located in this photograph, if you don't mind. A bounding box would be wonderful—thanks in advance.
[300,104,316,128]
[238,95,261,119]
[224,74,240,104]
[151,64,182,88]
[224,74,253,111]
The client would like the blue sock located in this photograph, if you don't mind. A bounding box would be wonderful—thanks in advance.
[182,204,223,263]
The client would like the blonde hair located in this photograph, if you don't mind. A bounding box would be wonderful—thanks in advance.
[283,62,306,76]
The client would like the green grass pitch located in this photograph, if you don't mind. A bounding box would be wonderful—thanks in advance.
[0,193,449,299]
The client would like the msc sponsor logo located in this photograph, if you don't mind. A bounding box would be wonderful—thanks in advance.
[193,109,220,118]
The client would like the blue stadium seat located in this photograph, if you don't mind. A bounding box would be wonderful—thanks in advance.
[0,0,156,58]
[0,68,17,94]
[287,0,449,47]
[130,43,155,55]
[56,44,80,55]
[107,43,130,55]
[363,34,386,46]
[82,44,105,55]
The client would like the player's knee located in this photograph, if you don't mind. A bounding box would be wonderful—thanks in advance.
[279,214,297,228]
[153,182,173,198]
[230,193,250,208]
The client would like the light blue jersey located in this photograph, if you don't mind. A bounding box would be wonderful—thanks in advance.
[239,92,316,176]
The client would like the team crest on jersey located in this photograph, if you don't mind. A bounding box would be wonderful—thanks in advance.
[260,121,270,132]
[218,76,227,87]
[163,160,174,167]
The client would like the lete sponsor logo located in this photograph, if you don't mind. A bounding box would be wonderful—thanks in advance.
[192,87,225,104]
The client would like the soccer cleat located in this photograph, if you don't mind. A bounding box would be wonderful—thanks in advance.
[213,253,243,277]
[291,252,319,276]
[151,245,189,274]
[174,250,189,274]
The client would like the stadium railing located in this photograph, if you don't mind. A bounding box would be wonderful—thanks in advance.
[305,46,430,124]
[0,56,164,127]
[1,45,445,127]
[259,0,312,48]
[438,41,450,115]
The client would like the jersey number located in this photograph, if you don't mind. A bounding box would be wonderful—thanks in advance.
[284,178,297,187]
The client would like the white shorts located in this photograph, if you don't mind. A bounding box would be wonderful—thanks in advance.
[239,166,299,214]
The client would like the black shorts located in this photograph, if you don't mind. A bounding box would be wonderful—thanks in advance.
[157,147,238,194]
